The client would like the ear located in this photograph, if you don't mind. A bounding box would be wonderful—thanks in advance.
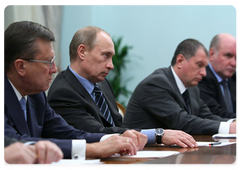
[14,59,26,76]
[209,48,215,62]
[176,54,185,69]
[77,44,87,60]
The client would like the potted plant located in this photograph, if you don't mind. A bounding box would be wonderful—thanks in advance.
[107,37,133,107]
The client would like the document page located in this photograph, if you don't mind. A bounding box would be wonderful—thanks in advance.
[51,159,101,164]
[197,141,236,147]
[111,151,179,158]
[212,134,236,138]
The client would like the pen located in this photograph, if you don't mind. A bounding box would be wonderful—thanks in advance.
[209,142,221,146]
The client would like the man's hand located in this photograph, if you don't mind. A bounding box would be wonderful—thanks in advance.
[86,135,138,159]
[229,121,236,134]
[35,141,63,164]
[122,130,148,150]
[5,142,37,164]
[162,130,198,148]
[4,141,63,164]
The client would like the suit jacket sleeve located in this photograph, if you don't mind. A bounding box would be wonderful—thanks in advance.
[4,136,20,147]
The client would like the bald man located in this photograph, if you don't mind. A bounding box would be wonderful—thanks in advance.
[198,33,236,118]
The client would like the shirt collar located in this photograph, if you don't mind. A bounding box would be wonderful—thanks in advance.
[171,66,187,94]
[208,63,226,83]
[8,79,27,101]
[68,65,95,95]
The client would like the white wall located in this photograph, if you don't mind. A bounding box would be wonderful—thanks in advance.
[60,5,236,104]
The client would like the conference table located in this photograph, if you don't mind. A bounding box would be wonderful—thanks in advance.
[101,135,236,164]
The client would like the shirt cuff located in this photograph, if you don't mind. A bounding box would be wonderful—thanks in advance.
[218,119,235,134]
[72,140,86,160]
[24,141,36,145]
[100,134,117,141]
[141,129,155,144]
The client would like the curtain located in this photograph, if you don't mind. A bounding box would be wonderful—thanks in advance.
[4,5,63,93]
[42,6,63,71]
[5,5,63,71]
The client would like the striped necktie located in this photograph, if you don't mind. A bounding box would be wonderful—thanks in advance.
[93,84,115,126]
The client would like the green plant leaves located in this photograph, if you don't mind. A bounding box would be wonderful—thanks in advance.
[107,37,133,107]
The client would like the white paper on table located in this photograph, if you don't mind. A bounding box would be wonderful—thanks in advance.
[212,134,236,138]
[197,141,236,147]
[111,151,179,158]
[51,159,101,164]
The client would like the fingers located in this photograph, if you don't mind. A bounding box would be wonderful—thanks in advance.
[122,130,147,150]
[177,133,198,148]
[35,142,47,164]
[35,141,63,164]
[131,131,148,150]
[122,137,137,155]
[163,130,198,148]
[45,142,63,163]
[122,130,139,150]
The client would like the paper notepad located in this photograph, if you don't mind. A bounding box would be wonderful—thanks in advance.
[212,134,236,138]
[111,151,179,158]
[197,141,236,147]
[52,159,101,164]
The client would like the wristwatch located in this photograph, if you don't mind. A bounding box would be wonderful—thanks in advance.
[155,128,165,144]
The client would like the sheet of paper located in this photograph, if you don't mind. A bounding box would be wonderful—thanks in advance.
[51,159,101,164]
[212,134,236,138]
[111,151,179,158]
[197,141,236,147]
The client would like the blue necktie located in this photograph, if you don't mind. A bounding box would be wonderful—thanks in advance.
[93,84,115,126]
[182,89,191,114]
[20,97,27,121]
[221,80,233,112]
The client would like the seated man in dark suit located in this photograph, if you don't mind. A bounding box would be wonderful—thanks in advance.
[123,38,236,135]
[48,26,198,148]
[4,21,141,160]
[4,136,63,164]
[198,33,236,118]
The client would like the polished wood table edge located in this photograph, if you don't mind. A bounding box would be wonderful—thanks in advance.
[100,135,236,164]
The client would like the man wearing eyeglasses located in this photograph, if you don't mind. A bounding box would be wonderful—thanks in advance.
[4,21,140,161]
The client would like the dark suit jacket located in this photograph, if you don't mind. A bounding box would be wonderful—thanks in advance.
[4,136,20,147]
[123,67,228,135]
[4,75,105,159]
[48,67,130,134]
[198,66,236,118]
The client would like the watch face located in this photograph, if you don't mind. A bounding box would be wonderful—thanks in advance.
[156,128,164,135]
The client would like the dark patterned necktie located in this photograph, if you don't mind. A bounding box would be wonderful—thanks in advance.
[182,89,191,114]
[93,84,115,126]
[221,80,233,112]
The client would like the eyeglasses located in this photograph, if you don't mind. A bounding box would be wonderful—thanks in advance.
[21,56,55,68]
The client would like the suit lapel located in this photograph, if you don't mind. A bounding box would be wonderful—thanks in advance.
[228,73,236,112]
[206,66,228,109]
[166,67,191,114]
[27,96,39,137]
[64,68,120,126]
[5,76,31,135]
[64,68,105,118]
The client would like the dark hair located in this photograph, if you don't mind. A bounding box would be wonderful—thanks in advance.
[4,21,55,72]
[171,38,208,66]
